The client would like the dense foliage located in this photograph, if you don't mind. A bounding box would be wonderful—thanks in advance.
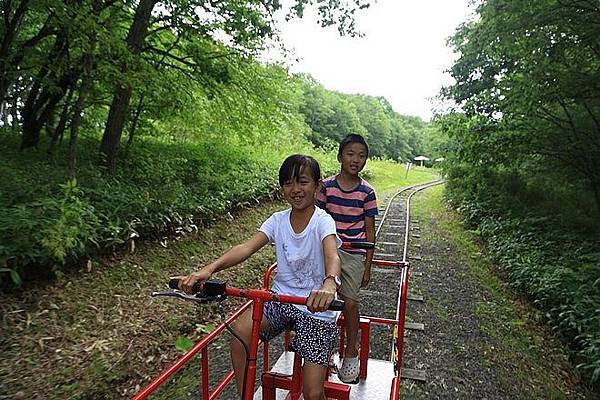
[434,0,600,384]
[1,0,371,169]
[297,75,424,161]
[0,0,430,286]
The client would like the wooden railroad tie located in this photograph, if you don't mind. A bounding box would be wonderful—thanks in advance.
[377,241,399,246]
[404,322,425,331]
[401,368,427,382]
[374,253,397,259]
[372,267,402,274]
[407,293,424,302]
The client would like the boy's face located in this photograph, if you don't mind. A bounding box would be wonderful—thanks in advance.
[338,142,368,176]
[281,167,319,211]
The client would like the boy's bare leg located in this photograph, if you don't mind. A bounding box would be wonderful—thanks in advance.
[342,296,360,357]
[229,306,269,397]
[302,361,328,400]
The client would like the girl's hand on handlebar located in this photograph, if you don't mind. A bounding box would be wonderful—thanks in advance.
[306,284,336,313]
[179,269,212,294]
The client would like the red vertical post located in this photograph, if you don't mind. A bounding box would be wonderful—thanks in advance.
[261,373,276,400]
[389,376,400,399]
[398,268,409,365]
[201,348,209,400]
[359,318,370,379]
[243,298,265,400]
[290,353,303,399]
[394,266,410,392]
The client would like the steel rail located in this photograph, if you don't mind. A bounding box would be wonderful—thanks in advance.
[371,178,444,399]
[401,180,445,262]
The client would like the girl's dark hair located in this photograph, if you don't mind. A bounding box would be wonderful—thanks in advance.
[278,154,321,186]
[338,134,369,157]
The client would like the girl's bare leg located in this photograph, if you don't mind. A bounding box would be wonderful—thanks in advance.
[302,361,328,400]
[341,296,359,357]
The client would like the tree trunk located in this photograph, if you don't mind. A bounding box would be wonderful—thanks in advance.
[0,0,31,102]
[20,33,69,149]
[100,0,157,171]
[47,88,73,156]
[1,99,8,127]
[127,93,144,149]
[20,70,75,150]
[100,87,133,170]
[69,52,94,172]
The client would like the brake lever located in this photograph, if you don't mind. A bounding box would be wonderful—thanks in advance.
[151,290,226,304]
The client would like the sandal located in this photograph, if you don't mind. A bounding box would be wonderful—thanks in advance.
[337,356,360,383]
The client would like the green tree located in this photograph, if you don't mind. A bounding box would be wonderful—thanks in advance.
[99,0,371,170]
[443,0,600,209]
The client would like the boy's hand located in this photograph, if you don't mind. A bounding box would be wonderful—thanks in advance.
[306,282,336,312]
[179,269,212,294]
[361,265,371,288]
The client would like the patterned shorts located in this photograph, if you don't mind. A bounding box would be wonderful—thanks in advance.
[260,302,339,367]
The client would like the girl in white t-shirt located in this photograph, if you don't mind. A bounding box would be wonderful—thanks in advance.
[178,154,342,400]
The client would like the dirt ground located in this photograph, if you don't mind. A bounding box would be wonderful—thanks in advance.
[375,186,596,400]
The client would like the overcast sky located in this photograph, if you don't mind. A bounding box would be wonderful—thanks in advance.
[267,0,475,121]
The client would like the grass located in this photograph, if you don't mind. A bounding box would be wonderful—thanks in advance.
[0,162,440,399]
[0,202,281,399]
[366,161,439,195]
[411,185,593,399]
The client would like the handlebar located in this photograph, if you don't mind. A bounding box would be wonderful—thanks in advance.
[156,278,344,311]
[341,241,375,250]
[169,278,202,293]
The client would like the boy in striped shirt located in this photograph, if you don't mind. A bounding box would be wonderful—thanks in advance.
[316,134,378,383]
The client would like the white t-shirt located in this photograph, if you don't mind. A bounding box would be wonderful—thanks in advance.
[259,207,342,322]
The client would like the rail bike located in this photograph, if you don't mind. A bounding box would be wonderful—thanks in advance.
[132,242,411,400]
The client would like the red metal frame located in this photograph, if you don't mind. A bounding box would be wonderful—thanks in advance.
[387,262,410,399]
[133,258,410,400]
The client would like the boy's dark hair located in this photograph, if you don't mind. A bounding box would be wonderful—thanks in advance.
[279,154,321,186]
[338,134,369,157]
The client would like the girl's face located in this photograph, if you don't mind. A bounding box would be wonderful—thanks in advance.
[338,142,367,176]
[281,167,318,211]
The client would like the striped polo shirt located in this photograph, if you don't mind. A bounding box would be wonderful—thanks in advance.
[315,175,378,255]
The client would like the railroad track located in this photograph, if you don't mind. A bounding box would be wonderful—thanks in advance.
[170,179,445,399]
[361,179,444,382]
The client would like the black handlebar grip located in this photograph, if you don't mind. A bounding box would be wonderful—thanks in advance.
[329,299,344,311]
[169,278,202,293]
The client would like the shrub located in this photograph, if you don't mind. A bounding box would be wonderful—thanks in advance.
[444,165,600,384]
